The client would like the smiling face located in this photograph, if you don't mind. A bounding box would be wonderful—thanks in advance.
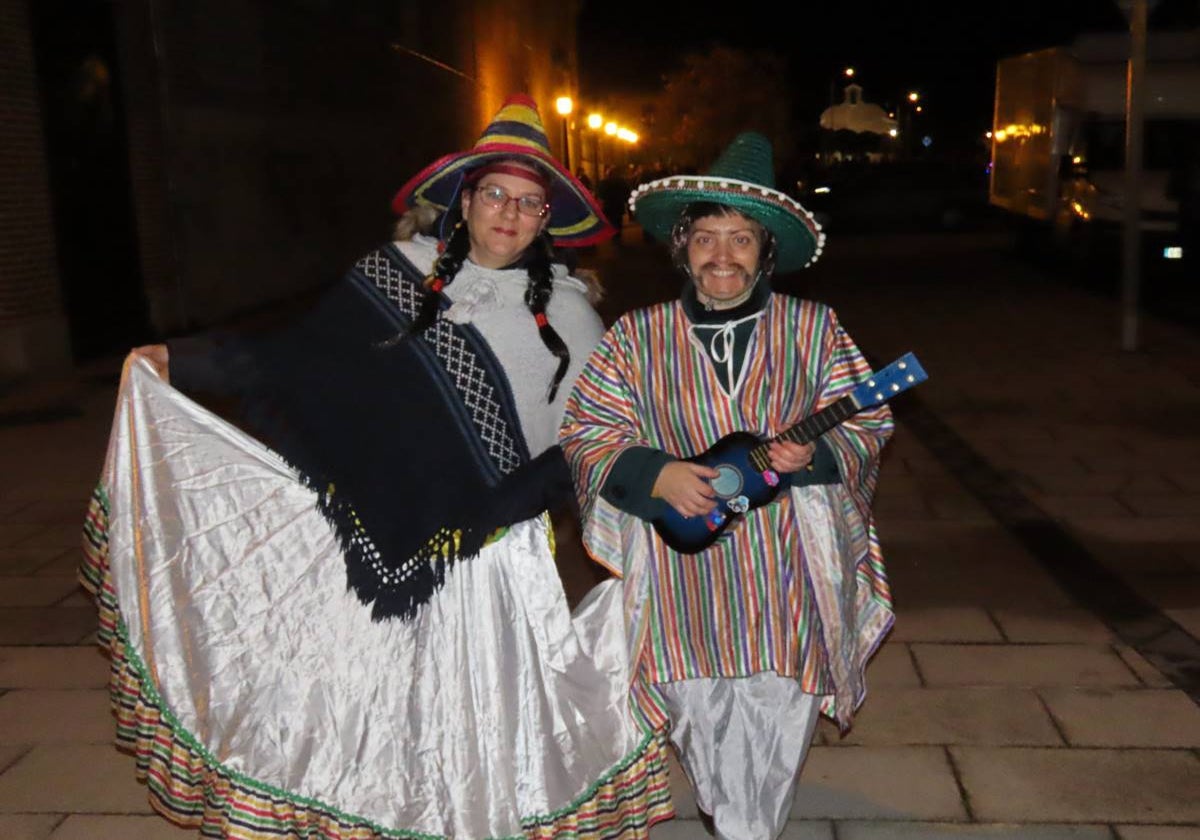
[460,165,550,269]
[685,211,764,306]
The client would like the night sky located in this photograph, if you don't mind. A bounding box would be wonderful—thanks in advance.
[578,0,1199,148]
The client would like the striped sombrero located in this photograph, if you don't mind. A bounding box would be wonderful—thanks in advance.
[629,132,825,272]
[392,95,613,247]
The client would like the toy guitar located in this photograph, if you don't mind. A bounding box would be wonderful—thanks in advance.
[651,352,928,554]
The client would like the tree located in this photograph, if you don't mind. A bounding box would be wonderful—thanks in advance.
[647,47,794,172]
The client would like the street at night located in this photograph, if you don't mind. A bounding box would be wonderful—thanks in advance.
[2,0,1199,838]
[3,223,1198,837]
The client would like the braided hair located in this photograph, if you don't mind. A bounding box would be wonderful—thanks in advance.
[524,231,571,402]
[383,206,570,403]
[410,218,472,337]
[376,218,471,349]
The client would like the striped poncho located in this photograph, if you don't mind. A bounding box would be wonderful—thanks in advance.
[559,293,894,729]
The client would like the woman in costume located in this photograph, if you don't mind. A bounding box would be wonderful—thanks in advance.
[80,95,673,839]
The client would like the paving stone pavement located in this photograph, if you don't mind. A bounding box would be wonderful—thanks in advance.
[1,229,1198,838]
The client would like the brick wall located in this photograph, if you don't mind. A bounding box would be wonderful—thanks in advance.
[0,0,70,376]
[112,0,178,336]
[128,0,582,333]
[0,0,583,368]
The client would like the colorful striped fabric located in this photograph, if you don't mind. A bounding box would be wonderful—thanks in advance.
[391,95,612,247]
[560,295,895,728]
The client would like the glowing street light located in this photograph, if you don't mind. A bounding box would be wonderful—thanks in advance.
[844,66,855,78]
[896,92,921,159]
[604,122,618,136]
[586,113,605,181]
[554,96,573,170]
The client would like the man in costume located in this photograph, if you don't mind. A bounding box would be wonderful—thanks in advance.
[559,132,894,840]
[81,95,674,839]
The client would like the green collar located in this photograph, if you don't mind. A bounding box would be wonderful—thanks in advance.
[681,275,772,324]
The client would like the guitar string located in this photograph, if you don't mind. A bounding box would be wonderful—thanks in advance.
[748,396,855,470]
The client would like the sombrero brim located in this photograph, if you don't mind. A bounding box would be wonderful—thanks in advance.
[630,176,825,272]
[392,144,614,247]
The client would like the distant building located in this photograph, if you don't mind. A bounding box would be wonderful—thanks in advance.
[819,83,897,137]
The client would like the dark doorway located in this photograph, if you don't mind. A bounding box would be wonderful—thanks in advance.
[29,0,150,360]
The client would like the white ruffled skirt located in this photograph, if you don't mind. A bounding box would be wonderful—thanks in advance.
[80,358,672,839]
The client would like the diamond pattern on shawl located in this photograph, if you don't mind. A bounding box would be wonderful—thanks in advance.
[356,250,522,476]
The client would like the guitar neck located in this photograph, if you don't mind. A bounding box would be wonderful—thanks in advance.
[750,396,857,463]
[742,352,926,474]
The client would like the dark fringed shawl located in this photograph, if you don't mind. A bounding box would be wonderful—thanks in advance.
[192,245,540,620]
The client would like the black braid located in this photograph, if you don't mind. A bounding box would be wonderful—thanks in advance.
[376,220,471,348]
[526,232,570,402]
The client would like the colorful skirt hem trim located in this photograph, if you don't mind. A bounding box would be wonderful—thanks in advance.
[80,486,675,839]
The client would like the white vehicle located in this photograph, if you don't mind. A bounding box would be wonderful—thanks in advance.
[989,29,1199,266]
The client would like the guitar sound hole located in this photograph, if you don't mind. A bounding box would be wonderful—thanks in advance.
[709,464,743,498]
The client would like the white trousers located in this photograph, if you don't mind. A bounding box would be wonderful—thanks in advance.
[657,673,820,840]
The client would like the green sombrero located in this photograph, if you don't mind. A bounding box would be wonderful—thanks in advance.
[629,131,825,272]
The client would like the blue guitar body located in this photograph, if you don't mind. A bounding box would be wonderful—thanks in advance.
[651,431,784,554]
[650,352,928,555]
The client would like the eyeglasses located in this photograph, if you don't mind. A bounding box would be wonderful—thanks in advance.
[474,185,549,218]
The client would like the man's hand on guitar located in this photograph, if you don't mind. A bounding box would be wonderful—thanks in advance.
[767,440,815,473]
[651,462,721,519]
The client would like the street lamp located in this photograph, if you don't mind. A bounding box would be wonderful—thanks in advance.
[555,96,573,171]
[897,91,921,158]
[600,121,619,172]
[586,113,604,181]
